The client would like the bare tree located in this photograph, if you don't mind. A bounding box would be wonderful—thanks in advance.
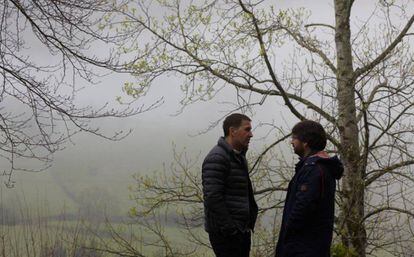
[111,0,414,256]
[0,0,162,186]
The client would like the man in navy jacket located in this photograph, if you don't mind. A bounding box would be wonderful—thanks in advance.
[275,120,343,257]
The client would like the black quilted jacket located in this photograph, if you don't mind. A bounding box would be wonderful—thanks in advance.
[202,137,258,235]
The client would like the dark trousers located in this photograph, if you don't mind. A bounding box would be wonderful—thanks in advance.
[208,231,251,257]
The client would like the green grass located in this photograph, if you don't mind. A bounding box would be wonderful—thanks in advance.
[0,210,214,257]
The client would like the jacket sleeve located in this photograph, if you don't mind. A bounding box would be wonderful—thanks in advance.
[286,165,322,234]
[202,153,237,234]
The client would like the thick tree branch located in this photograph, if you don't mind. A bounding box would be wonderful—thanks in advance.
[355,89,369,177]
[356,80,387,122]
[250,133,291,174]
[122,5,339,135]
[254,186,287,195]
[305,23,336,30]
[365,160,414,186]
[281,26,337,74]
[369,102,414,149]
[354,14,414,79]
[238,0,305,121]
[363,207,414,222]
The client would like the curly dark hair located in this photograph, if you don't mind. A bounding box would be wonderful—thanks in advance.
[292,120,327,151]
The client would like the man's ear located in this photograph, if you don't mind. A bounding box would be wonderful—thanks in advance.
[229,126,237,136]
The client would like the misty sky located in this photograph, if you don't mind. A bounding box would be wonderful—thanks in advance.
[1,0,413,216]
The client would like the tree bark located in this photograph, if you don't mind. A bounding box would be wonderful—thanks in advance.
[334,0,367,256]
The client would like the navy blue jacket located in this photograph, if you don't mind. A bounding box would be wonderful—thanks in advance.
[275,155,343,257]
[202,137,258,236]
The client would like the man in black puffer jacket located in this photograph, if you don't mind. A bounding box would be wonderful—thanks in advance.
[202,113,258,257]
[275,120,344,257]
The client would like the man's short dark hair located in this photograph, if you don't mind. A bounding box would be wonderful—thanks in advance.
[292,120,327,151]
[223,113,251,137]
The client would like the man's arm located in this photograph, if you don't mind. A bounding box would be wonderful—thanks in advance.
[202,153,238,234]
[286,165,322,234]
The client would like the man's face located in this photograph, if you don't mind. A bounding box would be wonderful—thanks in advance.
[291,134,307,157]
[231,120,253,151]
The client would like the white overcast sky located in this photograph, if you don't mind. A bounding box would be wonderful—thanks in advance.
[1,0,413,213]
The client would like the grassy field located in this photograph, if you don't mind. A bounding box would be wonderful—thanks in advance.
[0,172,400,257]
[0,205,214,257]
[0,170,214,257]
[0,211,399,257]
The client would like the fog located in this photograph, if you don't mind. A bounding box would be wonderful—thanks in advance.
[0,20,298,214]
[0,2,412,256]
[0,63,289,217]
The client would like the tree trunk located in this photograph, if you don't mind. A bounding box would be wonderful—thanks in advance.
[334,0,367,256]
